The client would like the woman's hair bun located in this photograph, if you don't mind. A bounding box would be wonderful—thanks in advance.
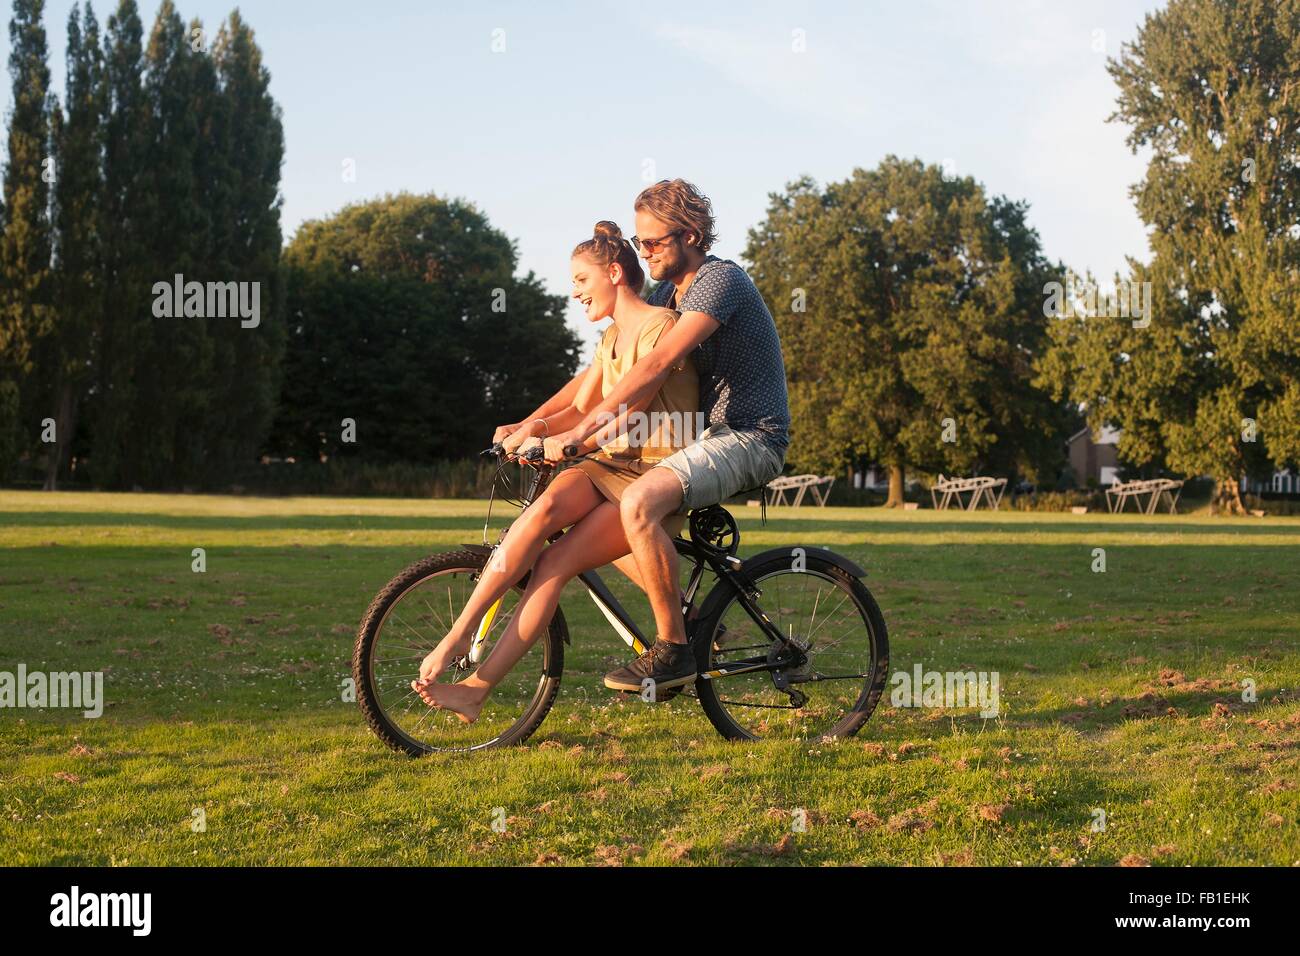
[571,220,644,293]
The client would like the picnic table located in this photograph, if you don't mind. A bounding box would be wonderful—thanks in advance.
[929,474,1008,511]
[1105,477,1183,514]
[765,474,836,507]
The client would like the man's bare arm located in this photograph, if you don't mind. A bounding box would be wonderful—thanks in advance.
[559,312,719,446]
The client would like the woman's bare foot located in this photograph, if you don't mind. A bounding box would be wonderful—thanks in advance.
[416,630,471,686]
[410,675,489,724]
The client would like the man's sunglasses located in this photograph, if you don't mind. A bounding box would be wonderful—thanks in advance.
[630,229,683,253]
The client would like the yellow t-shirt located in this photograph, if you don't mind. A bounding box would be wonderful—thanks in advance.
[593,309,699,463]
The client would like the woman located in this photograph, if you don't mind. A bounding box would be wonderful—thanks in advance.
[412,221,698,721]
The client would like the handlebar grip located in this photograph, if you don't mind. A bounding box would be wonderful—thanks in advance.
[563,444,579,458]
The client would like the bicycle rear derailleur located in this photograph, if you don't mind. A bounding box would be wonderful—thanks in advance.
[768,633,810,707]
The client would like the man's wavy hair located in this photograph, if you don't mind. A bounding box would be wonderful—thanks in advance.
[634,179,717,253]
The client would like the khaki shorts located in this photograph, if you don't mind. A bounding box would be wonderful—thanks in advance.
[654,424,785,513]
[573,457,687,537]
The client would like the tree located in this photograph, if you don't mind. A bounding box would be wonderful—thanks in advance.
[1040,0,1300,513]
[91,0,150,486]
[271,193,580,464]
[0,0,55,475]
[123,0,212,486]
[202,10,285,480]
[745,159,1068,507]
[82,2,284,488]
[43,1,105,488]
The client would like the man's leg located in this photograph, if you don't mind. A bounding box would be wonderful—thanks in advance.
[618,468,688,644]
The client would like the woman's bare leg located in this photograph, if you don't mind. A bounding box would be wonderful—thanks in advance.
[611,554,645,589]
[419,502,634,722]
[413,469,602,690]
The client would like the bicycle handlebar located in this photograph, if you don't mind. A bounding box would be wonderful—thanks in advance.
[480,440,579,466]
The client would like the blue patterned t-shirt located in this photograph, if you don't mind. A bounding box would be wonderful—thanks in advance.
[647,256,790,453]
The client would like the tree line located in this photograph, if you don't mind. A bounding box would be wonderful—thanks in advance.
[1,0,287,488]
[2,0,1296,512]
[0,0,579,491]
[752,0,1299,511]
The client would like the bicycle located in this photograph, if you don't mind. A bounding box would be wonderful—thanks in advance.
[352,442,889,755]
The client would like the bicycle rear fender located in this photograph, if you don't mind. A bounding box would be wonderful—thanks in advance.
[742,546,866,579]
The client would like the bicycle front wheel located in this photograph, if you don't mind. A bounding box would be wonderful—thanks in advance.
[352,550,566,755]
[693,552,888,741]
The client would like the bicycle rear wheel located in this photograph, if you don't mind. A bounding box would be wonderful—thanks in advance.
[352,550,565,755]
[693,552,888,741]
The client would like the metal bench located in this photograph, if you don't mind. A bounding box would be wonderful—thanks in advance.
[930,474,1008,511]
[766,474,836,507]
[1105,477,1183,514]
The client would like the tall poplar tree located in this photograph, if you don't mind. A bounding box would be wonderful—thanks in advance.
[92,0,150,486]
[43,2,105,488]
[0,0,54,471]
[205,10,285,478]
[129,0,210,485]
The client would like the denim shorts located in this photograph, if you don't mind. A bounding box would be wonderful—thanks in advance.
[654,424,785,513]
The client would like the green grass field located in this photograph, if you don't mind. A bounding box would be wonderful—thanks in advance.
[1,490,1297,866]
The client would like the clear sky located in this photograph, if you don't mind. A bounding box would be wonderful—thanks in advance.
[5,0,1163,353]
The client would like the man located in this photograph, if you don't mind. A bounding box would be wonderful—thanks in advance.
[547,179,790,694]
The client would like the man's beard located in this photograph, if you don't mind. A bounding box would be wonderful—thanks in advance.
[654,254,687,283]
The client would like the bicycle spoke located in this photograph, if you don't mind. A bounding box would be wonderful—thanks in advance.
[807,591,852,646]
[391,610,436,651]
[422,596,451,638]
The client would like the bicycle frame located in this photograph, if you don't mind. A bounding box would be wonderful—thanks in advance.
[465,506,806,682]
